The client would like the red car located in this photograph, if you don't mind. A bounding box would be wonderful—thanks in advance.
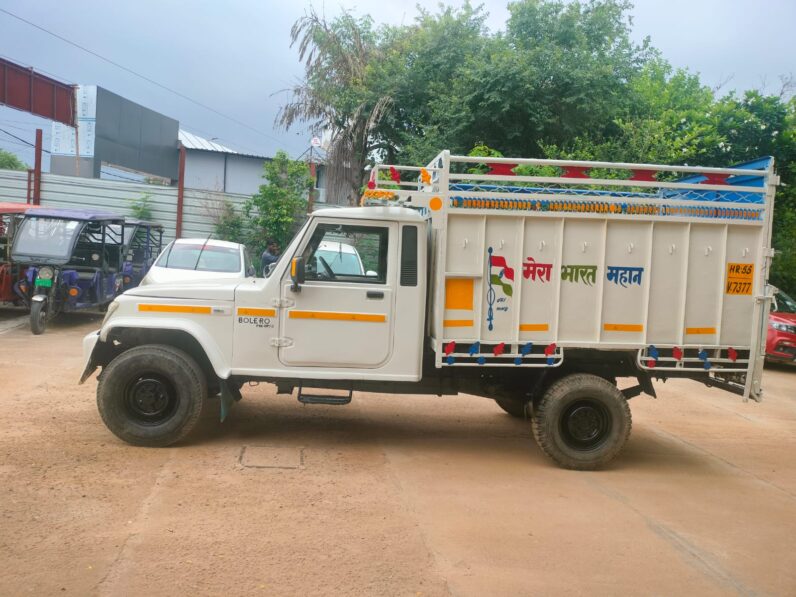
[767,290,796,364]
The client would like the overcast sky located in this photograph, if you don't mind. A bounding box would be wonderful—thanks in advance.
[1,0,794,170]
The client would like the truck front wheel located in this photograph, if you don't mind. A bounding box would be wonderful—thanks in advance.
[97,344,206,447]
[532,373,631,470]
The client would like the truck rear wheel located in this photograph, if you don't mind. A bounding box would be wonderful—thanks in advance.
[494,398,529,418]
[97,344,206,447]
[532,373,631,470]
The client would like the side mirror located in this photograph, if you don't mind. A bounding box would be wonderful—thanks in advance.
[290,257,305,292]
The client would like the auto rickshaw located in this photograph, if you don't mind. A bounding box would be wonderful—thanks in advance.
[11,208,127,334]
[0,202,39,304]
[120,218,164,290]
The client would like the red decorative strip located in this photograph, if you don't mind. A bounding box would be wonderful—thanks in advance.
[493,342,506,356]
[487,163,518,176]
[727,347,738,362]
[444,341,456,356]
[544,343,557,356]
[647,358,656,368]
[672,346,683,361]
[630,169,657,182]
[700,173,729,185]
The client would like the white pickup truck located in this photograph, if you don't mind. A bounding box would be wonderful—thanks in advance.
[81,151,777,469]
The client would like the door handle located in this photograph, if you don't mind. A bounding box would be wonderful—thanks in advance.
[366,291,384,299]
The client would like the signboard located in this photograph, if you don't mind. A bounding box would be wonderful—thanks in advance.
[51,85,96,157]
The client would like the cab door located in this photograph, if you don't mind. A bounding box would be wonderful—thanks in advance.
[279,219,396,368]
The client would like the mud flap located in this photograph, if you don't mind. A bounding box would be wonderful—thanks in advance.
[219,380,242,422]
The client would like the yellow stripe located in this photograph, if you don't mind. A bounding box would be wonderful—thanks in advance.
[138,304,212,314]
[603,323,644,332]
[289,310,386,323]
[519,323,549,332]
[443,319,474,328]
[237,307,276,317]
[686,327,716,335]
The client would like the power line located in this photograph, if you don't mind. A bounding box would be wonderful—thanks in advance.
[0,127,51,153]
[100,169,144,182]
[0,8,291,149]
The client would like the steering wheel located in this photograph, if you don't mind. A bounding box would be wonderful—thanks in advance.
[318,255,336,279]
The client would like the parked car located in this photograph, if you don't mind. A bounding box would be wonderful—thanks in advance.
[11,208,127,334]
[141,238,255,285]
[766,290,796,364]
[308,240,373,278]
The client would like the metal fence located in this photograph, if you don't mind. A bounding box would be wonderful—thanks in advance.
[0,168,251,243]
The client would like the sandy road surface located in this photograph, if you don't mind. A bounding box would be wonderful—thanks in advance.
[0,311,795,596]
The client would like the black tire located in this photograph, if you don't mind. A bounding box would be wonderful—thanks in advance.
[30,300,47,335]
[494,397,529,418]
[532,373,631,470]
[97,344,207,447]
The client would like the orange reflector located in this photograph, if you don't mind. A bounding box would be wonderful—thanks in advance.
[68,287,79,297]
[288,310,386,323]
[237,307,276,317]
[519,323,549,332]
[685,327,716,335]
[443,319,474,328]
[138,304,212,314]
[603,323,643,332]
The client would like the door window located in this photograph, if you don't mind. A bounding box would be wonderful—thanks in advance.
[302,223,388,284]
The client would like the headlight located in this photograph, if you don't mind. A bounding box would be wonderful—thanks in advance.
[37,266,54,281]
[770,321,796,334]
[102,300,120,326]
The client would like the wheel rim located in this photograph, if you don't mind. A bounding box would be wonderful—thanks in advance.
[559,399,612,451]
[123,375,178,425]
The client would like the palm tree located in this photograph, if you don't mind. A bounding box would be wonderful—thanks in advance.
[277,8,392,206]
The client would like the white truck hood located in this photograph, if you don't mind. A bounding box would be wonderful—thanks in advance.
[124,279,241,301]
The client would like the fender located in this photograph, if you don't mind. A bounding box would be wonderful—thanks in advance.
[81,314,232,383]
[31,294,47,303]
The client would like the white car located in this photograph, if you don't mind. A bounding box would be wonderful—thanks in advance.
[141,238,255,285]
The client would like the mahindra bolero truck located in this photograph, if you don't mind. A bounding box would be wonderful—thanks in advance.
[81,151,777,470]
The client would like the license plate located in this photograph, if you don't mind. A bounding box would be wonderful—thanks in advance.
[35,278,52,288]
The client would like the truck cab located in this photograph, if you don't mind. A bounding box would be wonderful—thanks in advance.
[82,151,777,470]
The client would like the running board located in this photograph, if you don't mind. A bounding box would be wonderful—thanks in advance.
[297,386,352,406]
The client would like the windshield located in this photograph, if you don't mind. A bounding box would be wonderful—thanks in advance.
[156,243,241,273]
[315,248,364,275]
[774,291,796,314]
[12,217,82,260]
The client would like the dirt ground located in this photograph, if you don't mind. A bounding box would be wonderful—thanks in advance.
[0,309,795,596]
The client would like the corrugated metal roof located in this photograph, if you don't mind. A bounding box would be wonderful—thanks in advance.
[178,130,270,160]
[178,130,238,153]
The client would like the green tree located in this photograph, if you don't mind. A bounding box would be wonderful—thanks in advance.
[212,200,249,246]
[246,151,311,253]
[0,149,27,171]
[278,9,389,205]
[129,193,154,221]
